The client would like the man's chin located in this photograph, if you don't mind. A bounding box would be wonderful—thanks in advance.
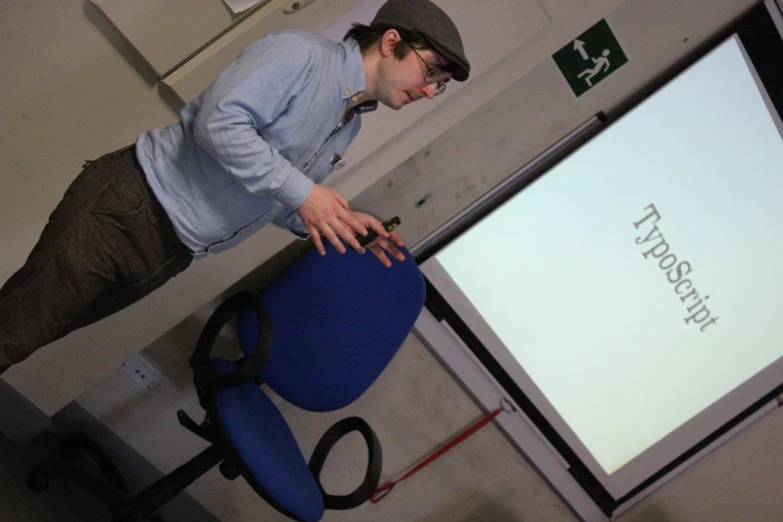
[380,100,405,111]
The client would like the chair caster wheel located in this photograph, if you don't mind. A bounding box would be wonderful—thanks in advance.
[27,469,49,492]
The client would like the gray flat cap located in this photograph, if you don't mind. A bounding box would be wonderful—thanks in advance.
[371,0,470,81]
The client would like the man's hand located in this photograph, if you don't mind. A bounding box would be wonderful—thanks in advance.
[297,185,368,255]
[352,211,406,268]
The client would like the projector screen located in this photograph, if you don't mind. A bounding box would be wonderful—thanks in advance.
[420,2,783,507]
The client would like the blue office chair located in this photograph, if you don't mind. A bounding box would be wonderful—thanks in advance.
[28,241,425,521]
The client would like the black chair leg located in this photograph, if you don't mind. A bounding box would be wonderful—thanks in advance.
[28,458,127,510]
[27,430,225,522]
[111,445,224,522]
[27,433,166,521]
[61,432,128,493]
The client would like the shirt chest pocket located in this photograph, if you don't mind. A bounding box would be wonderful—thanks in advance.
[303,143,349,183]
[302,151,333,182]
[300,117,356,181]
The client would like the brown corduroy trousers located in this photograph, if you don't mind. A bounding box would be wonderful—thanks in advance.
[0,145,193,367]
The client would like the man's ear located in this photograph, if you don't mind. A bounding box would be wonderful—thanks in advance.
[380,29,401,58]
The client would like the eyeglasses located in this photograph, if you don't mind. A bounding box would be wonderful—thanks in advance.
[408,45,448,96]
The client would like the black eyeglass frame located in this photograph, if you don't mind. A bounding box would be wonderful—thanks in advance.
[405,43,450,96]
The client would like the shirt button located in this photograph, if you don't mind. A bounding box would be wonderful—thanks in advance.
[344,89,351,96]
[334,159,348,170]
[351,95,359,102]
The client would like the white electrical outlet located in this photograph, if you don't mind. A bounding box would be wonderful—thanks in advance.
[120,354,165,392]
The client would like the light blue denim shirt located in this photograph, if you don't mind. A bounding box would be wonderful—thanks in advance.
[135,30,377,259]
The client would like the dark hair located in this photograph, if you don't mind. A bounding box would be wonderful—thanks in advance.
[344,22,432,60]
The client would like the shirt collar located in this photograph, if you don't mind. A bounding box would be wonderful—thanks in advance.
[339,38,378,114]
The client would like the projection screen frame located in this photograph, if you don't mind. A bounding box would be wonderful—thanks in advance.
[412,1,783,517]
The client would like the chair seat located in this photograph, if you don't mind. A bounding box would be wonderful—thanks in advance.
[210,359,325,522]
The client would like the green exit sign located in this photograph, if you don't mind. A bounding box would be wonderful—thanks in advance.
[553,19,628,97]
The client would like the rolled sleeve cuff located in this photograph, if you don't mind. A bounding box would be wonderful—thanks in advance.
[286,213,310,239]
[272,209,310,239]
[275,167,314,209]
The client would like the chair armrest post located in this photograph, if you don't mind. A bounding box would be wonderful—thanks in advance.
[189,292,273,392]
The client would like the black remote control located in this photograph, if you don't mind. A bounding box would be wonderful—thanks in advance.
[357,216,401,247]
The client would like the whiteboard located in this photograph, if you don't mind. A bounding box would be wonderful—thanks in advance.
[415,0,783,512]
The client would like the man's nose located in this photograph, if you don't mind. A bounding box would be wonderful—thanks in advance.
[420,83,438,99]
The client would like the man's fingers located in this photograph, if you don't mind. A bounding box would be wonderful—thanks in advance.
[370,244,392,268]
[333,190,351,211]
[309,225,326,255]
[389,231,405,247]
[304,203,405,259]
[321,224,347,254]
[380,238,406,262]
[357,211,396,239]
[366,238,405,265]
[373,232,405,262]
[368,218,391,239]
[332,218,365,253]
[336,208,368,237]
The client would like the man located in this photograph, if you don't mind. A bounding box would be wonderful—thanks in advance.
[0,0,470,372]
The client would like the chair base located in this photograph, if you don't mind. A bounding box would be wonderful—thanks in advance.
[27,431,222,522]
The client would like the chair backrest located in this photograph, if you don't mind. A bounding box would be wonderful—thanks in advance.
[237,242,425,412]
